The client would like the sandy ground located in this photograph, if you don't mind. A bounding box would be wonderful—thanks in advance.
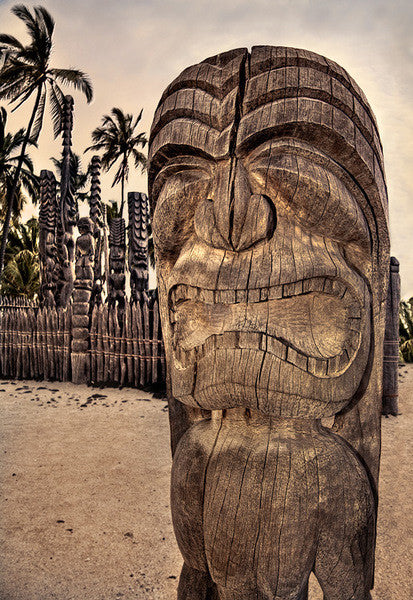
[0,367,412,600]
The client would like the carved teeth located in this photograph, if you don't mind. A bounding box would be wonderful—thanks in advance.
[283,282,296,297]
[327,355,340,375]
[220,290,236,304]
[170,276,363,377]
[174,331,359,378]
[199,289,214,304]
[287,346,308,370]
[170,277,359,307]
[247,289,260,303]
[268,285,283,300]
[266,335,287,360]
[236,290,248,302]
[177,327,359,378]
[323,279,335,294]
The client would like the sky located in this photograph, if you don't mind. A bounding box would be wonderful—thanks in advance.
[0,0,412,297]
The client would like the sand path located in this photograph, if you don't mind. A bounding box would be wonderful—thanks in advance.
[0,366,412,599]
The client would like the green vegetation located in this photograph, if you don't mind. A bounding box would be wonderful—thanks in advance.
[400,298,413,362]
[0,218,39,297]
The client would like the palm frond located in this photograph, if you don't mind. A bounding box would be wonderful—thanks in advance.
[133,108,144,129]
[132,148,147,171]
[9,80,38,112]
[48,81,65,137]
[0,67,35,102]
[34,6,55,38]
[11,5,37,34]
[49,68,93,102]
[30,84,46,142]
[0,34,24,50]
[111,159,127,187]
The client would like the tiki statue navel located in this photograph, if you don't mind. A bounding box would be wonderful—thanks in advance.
[148,47,390,600]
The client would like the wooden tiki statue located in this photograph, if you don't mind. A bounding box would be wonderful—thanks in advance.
[89,155,105,307]
[71,216,95,383]
[108,217,126,309]
[381,256,400,415]
[39,169,58,308]
[148,47,390,600]
[56,95,78,308]
[128,191,150,299]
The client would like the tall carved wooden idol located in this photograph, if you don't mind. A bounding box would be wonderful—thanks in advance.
[56,95,78,308]
[39,170,58,308]
[89,155,105,307]
[148,47,390,600]
[128,191,149,299]
[108,217,126,309]
[71,216,95,383]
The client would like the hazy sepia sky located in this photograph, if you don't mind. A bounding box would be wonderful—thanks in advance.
[0,0,412,296]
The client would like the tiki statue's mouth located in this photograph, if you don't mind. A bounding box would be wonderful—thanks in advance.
[168,276,362,378]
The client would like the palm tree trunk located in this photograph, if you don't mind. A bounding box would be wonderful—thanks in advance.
[0,85,42,277]
[119,153,127,218]
[120,176,125,218]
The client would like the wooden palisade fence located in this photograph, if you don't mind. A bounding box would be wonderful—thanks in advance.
[0,293,165,387]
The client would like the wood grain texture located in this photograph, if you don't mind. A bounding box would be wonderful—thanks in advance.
[56,95,77,309]
[71,217,94,383]
[128,192,150,298]
[108,217,126,310]
[149,46,390,599]
[89,155,105,307]
[382,257,400,415]
[38,170,58,308]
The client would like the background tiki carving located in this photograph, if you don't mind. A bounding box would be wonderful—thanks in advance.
[149,46,390,600]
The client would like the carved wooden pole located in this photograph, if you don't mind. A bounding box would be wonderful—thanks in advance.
[128,192,149,300]
[382,256,400,415]
[148,47,390,600]
[102,204,110,298]
[71,217,94,383]
[56,95,77,308]
[108,217,126,310]
[89,155,105,306]
[39,170,58,308]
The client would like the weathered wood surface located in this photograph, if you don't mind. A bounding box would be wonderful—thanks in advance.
[108,218,126,310]
[56,95,77,309]
[0,295,165,387]
[148,46,391,599]
[71,217,95,384]
[38,170,58,307]
[128,191,150,299]
[89,155,105,308]
[382,257,400,415]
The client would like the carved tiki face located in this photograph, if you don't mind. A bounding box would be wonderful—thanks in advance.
[148,47,389,418]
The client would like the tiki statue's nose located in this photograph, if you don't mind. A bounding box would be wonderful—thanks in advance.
[194,159,276,251]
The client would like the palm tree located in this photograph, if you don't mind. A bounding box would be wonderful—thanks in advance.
[50,151,89,203]
[5,216,38,261]
[0,218,39,298]
[85,107,147,217]
[0,4,93,276]
[0,106,38,223]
